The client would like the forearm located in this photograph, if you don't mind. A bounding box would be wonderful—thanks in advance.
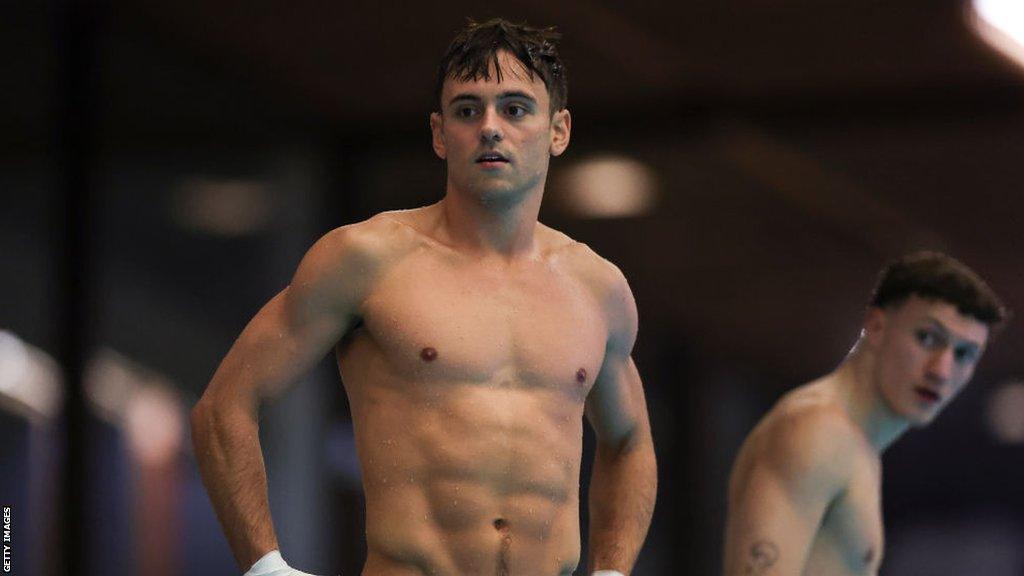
[191,398,279,571]
[587,433,657,575]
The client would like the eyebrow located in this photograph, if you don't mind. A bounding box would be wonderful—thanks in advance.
[923,316,983,349]
[447,91,538,107]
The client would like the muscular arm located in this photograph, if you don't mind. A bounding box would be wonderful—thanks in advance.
[190,225,381,570]
[584,267,657,575]
[722,408,855,576]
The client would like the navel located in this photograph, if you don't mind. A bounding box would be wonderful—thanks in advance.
[420,346,438,362]
[496,519,512,576]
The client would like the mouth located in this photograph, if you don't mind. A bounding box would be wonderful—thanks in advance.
[914,387,942,404]
[475,152,510,165]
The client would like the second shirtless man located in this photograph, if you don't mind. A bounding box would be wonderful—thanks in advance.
[191,18,657,576]
[723,252,1007,575]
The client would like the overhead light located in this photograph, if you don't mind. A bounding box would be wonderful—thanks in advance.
[170,176,276,237]
[124,385,185,466]
[971,0,1024,69]
[0,331,63,423]
[85,349,186,465]
[556,155,657,218]
[987,380,1024,444]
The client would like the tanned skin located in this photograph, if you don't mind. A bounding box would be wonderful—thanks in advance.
[723,296,989,575]
[191,51,656,576]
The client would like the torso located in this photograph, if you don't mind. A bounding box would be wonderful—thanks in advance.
[804,454,884,575]
[728,383,885,576]
[334,209,613,575]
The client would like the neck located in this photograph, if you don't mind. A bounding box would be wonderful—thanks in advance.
[438,183,544,257]
[835,344,911,453]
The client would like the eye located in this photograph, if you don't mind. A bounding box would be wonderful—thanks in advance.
[455,106,478,119]
[505,103,528,118]
[953,345,978,365]
[915,329,943,349]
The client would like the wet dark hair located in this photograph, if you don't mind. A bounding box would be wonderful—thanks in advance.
[870,251,1010,327]
[435,18,568,114]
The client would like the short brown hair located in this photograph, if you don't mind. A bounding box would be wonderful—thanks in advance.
[435,18,568,113]
[870,251,1010,327]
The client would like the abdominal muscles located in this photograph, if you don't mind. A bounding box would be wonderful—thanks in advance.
[351,382,585,575]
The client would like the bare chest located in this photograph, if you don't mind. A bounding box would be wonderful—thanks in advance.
[812,465,885,574]
[353,254,608,393]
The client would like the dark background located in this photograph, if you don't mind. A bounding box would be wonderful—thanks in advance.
[2,0,1023,574]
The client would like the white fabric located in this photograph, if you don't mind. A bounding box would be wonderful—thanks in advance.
[592,571,626,576]
[243,550,321,576]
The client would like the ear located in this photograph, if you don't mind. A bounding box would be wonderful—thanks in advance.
[863,306,887,348]
[430,112,446,159]
[549,108,571,157]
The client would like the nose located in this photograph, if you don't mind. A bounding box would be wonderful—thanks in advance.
[479,107,503,143]
[925,347,954,384]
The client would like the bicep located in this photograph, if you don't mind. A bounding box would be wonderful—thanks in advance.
[202,229,369,404]
[211,288,348,401]
[725,461,833,576]
[584,264,647,448]
[585,353,650,449]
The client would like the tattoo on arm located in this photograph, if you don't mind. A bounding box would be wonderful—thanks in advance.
[743,540,779,575]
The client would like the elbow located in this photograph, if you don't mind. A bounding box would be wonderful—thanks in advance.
[190,392,231,446]
[190,398,214,450]
[603,429,656,480]
[189,389,258,449]
[599,423,653,458]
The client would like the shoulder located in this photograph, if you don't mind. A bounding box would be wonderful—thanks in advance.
[314,210,426,256]
[750,392,866,490]
[542,226,633,307]
[542,226,637,345]
[298,212,426,277]
[289,212,428,309]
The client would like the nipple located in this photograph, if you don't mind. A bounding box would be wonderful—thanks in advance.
[575,368,587,383]
[420,347,438,362]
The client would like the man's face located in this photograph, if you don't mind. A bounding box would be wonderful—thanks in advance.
[865,295,990,426]
[430,51,570,205]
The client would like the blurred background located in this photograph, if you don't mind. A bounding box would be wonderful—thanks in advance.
[2,0,1023,574]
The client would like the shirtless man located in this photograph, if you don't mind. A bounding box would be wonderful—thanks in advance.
[723,252,1008,575]
[190,19,656,576]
